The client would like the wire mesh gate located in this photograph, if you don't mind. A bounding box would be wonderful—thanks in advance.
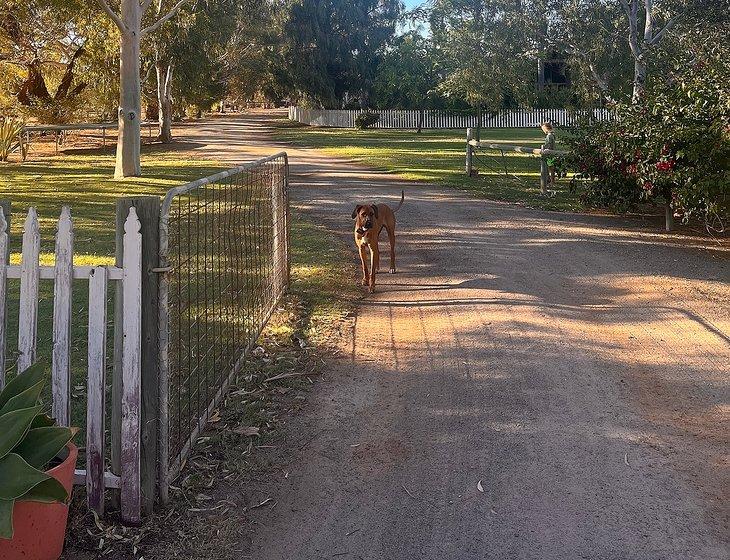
[157,152,289,500]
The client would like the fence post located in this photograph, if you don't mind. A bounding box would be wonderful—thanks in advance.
[17,208,40,373]
[665,203,674,232]
[0,201,9,388]
[540,155,548,194]
[112,196,160,515]
[465,128,474,176]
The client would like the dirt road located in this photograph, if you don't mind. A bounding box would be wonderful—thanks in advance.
[187,114,729,559]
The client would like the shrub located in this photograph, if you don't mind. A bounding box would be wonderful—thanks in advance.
[0,118,27,162]
[355,111,380,129]
[566,43,729,231]
[0,363,76,539]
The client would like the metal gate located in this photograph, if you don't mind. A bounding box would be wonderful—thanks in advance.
[157,152,289,500]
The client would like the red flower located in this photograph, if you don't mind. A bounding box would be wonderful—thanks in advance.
[642,180,654,191]
[655,159,675,172]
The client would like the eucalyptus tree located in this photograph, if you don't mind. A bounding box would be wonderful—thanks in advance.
[429,0,533,133]
[282,0,401,108]
[221,0,288,104]
[151,0,236,142]
[95,0,189,178]
[0,0,94,121]
[553,0,715,103]
[373,32,440,131]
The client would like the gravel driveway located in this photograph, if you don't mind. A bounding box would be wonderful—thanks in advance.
[189,113,729,560]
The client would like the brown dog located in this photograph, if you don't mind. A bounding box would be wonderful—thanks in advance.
[352,190,404,293]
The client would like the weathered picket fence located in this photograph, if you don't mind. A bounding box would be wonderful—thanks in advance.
[0,204,143,524]
[0,152,290,524]
[288,106,612,129]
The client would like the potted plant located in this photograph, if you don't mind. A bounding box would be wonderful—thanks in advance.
[0,363,77,560]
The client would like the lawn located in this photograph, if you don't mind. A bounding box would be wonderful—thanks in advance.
[272,121,580,211]
[0,147,225,448]
[0,145,353,453]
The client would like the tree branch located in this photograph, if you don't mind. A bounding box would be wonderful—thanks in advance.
[647,13,683,47]
[140,0,154,12]
[643,0,654,43]
[95,0,126,33]
[141,0,187,35]
[620,0,642,59]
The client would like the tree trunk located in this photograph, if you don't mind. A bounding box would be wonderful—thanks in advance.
[115,1,142,179]
[17,59,51,105]
[537,58,545,91]
[156,59,173,143]
[476,104,482,141]
[632,56,647,102]
[417,108,424,134]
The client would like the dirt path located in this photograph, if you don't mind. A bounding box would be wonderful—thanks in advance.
[184,113,729,559]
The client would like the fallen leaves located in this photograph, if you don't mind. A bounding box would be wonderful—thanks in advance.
[234,426,260,437]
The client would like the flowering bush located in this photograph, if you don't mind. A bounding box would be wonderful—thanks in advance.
[566,45,729,231]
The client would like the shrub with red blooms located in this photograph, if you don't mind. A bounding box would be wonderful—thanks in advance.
[565,40,729,231]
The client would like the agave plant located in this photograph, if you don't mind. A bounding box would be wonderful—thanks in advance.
[0,118,25,162]
[0,363,76,539]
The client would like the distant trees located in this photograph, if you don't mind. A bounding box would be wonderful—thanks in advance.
[151,0,236,142]
[0,0,93,122]
[373,32,439,131]
[282,0,401,108]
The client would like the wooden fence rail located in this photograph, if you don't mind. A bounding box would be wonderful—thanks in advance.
[0,204,143,524]
[19,122,158,154]
[289,106,612,129]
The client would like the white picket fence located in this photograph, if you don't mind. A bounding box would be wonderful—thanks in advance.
[288,106,612,129]
[0,205,142,524]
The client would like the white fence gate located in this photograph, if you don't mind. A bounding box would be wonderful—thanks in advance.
[288,106,612,129]
[0,205,143,524]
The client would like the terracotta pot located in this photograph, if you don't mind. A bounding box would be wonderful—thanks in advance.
[0,442,78,560]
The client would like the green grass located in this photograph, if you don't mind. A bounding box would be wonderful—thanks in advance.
[272,122,580,211]
[0,147,225,446]
[0,147,355,458]
[0,148,223,260]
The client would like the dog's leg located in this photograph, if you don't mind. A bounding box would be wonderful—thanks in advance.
[358,244,369,287]
[369,244,379,293]
[387,225,396,273]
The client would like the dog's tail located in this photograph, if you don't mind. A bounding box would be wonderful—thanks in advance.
[393,190,405,213]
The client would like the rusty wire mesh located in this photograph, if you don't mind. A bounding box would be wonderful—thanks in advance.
[158,152,289,495]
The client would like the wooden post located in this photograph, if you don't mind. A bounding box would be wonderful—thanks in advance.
[121,207,142,524]
[86,266,108,515]
[540,155,548,194]
[51,207,74,425]
[113,196,160,515]
[466,128,474,176]
[0,201,9,388]
[0,201,10,260]
[18,209,40,373]
[665,202,674,232]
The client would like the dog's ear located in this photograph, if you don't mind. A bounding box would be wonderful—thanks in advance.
[351,205,362,219]
[371,204,378,218]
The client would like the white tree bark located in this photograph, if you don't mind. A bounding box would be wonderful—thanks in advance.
[96,0,187,178]
[619,0,682,102]
[116,0,142,178]
[156,59,173,143]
